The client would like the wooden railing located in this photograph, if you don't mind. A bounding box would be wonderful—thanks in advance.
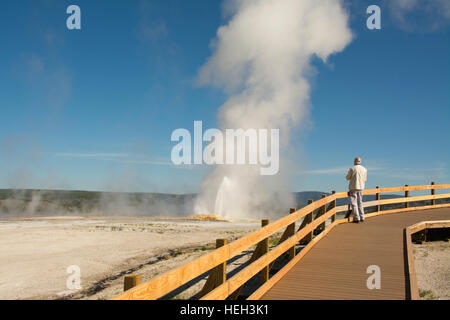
[114,182,450,300]
[404,220,450,300]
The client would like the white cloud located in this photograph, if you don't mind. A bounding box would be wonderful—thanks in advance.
[386,0,450,31]
[54,153,130,158]
[298,166,383,175]
[13,53,72,110]
[139,21,168,41]
[369,163,448,181]
[52,153,202,170]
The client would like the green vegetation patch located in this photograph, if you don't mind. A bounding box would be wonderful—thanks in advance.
[419,289,438,300]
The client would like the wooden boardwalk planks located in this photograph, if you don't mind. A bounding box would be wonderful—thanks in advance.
[259,208,450,300]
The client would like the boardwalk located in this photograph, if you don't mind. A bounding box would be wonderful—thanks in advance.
[115,184,450,301]
[260,208,450,300]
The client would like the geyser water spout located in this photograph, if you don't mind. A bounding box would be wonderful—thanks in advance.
[214,176,231,217]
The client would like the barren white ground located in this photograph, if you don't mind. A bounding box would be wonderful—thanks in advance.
[0,216,259,300]
[413,241,450,300]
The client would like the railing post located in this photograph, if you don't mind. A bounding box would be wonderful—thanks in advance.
[376,186,380,212]
[298,199,314,245]
[198,238,227,298]
[229,218,272,300]
[287,208,296,260]
[307,199,314,242]
[431,182,436,206]
[331,191,337,223]
[215,239,227,284]
[260,219,270,284]
[405,185,409,208]
[316,194,327,234]
[124,274,142,292]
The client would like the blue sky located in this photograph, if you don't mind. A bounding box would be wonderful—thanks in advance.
[0,0,449,193]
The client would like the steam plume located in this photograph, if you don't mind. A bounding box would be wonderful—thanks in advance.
[195,0,353,219]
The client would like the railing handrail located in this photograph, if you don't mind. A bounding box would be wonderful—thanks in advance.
[114,183,450,300]
[363,184,450,194]
[405,220,450,300]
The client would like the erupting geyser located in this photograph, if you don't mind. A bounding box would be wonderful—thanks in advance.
[194,0,353,219]
[214,176,232,218]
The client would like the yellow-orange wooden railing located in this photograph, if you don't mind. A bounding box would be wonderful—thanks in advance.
[114,182,450,300]
[404,220,450,300]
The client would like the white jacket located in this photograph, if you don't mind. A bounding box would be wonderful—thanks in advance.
[346,165,367,190]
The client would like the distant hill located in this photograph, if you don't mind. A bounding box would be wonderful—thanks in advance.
[0,189,196,217]
[293,191,330,207]
[0,189,447,218]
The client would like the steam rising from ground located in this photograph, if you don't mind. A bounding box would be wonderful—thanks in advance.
[195,0,353,219]
[0,189,196,218]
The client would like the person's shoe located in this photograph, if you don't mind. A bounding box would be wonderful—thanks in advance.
[352,220,360,223]
[361,219,365,223]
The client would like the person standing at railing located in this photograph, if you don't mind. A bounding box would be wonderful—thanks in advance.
[346,157,367,223]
